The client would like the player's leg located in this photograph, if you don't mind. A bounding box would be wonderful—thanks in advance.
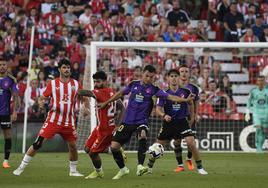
[13,136,45,176]
[184,135,207,175]
[2,128,12,168]
[67,140,84,176]
[1,115,12,168]
[255,126,265,153]
[186,122,196,170]
[173,139,185,172]
[179,118,207,175]
[62,126,83,177]
[110,124,134,179]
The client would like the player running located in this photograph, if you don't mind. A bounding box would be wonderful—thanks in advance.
[245,75,268,153]
[98,65,195,179]
[13,59,88,176]
[146,69,208,175]
[77,71,125,179]
[0,60,20,168]
[174,65,200,172]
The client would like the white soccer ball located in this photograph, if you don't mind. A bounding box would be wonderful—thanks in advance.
[148,143,164,159]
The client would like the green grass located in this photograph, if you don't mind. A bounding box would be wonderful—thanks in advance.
[1,153,268,188]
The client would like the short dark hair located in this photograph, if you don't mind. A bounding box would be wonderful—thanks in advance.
[168,69,179,76]
[257,75,265,79]
[58,58,71,68]
[143,65,156,73]
[93,71,107,80]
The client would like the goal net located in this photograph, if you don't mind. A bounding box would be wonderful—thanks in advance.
[76,42,268,153]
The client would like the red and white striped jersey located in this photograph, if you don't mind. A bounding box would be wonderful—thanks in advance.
[43,78,82,127]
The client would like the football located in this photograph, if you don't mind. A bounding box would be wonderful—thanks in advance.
[148,143,164,159]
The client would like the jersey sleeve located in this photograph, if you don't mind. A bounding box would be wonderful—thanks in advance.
[122,81,136,95]
[43,80,52,97]
[155,87,169,99]
[156,97,165,107]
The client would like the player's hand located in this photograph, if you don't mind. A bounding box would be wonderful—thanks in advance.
[11,111,17,122]
[97,102,108,109]
[186,93,195,102]
[163,114,172,122]
[245,113,250,122]
[82,107,90,117]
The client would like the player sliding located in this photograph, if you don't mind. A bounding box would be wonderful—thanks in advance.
[77,71,126,179]
[146,69,208,175]
[98,65,194,179]
[174,65,200,172]
[13,59,88,176]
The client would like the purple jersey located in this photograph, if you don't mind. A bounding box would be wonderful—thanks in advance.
[122,80,169,125]
[157,87,191,120]
[0,75,18,115]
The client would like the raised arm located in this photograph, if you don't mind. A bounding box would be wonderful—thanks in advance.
[167,93,195,103]
[98,90,124,109]
[78,89,96,99]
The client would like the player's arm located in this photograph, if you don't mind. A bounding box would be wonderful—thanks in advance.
[77,89,96,99]
[167,93,195,103]
[114,99,125,126]
[11,92,20,121]
[98,90,124,109]
[156,98,172,122]
[245,90,253,122]
[188,100,195,127]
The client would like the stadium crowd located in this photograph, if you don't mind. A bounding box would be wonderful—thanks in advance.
[1,0,268,120]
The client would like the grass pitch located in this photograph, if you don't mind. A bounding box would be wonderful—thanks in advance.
[0,153,268,188]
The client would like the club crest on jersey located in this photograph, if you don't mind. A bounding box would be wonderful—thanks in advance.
[146,88,151,94]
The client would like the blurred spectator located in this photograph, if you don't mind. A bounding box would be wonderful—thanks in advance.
[210,61,224,84]
[198,67,213,91]
[63,5,78,28]
[223,2,244,41]
[196,20,208,41]
[164,53,180,70]
[244,4,257,27]
[78,5,92,27]
[68,0,87,17]
[114,24,128,41]
[28,59,40,81]
[157,0,172,17]
[219,74,233,100]
[71,61,80,80]
[163,25,181,42]
[227,20,247,42]
[252,14,265,40]
[182,24,198,42]
[167,0,190,26]
[133,4,144,28]
[198,91,214,119]
[132,26,146,41]
[124,13,134,41]
[260,24,268,41]
[116,59,133,86]
[206,80,231,113]
[240,27,259,42]
[126,49,143,68]
[122,0,135,15]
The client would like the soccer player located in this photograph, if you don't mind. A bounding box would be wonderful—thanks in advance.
[147,69,208,175]
[0,60,20,168]
[13,59,88,176]
[174,65,200,172]
[77,71,125,179]
[98,65,194,179]
[245,75,268,153]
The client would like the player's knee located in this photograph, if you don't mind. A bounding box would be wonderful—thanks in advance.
[32,136,44,150]
[138,130,147,140]
[84,146,90,154]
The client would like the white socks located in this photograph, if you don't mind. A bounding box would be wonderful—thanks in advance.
[20,154,32,169]
[69,161,78,173]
